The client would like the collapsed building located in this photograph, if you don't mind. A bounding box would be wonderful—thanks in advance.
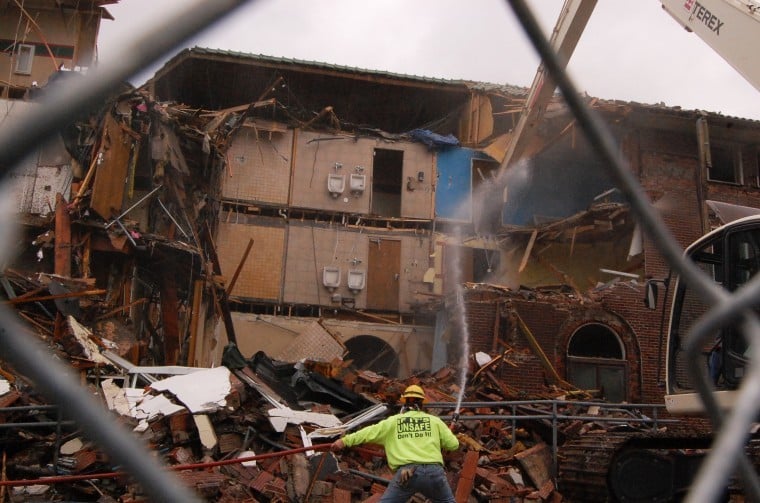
[9,47,760,408]
[3,1,760,500]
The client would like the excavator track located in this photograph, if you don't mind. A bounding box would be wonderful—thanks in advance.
[559,431,760,502]
[559,431,634,502]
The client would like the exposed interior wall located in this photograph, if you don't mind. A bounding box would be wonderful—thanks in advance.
[222,126,292,206]
[290,130,434,218]
[216,313,435,378]
[514,240,642,292]
[0,7,99,89]
[282,222,432,312]
[216,217,286,301]
[283,223,369,308]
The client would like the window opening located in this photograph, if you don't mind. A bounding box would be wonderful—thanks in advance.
[567,323,626,402]
[371,148,403,217]
[708,143,742,184]
[344,335,399,377]
[14,44,34,75]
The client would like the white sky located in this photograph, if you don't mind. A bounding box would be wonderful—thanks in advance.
[96,1,760,120]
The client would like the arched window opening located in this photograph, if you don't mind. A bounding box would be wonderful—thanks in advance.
[344,335,399,377]
[567,324,627,402]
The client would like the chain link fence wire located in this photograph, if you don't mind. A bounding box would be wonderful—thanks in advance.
[0,0,757,501]
[506,1,760,501]
[0,2,252,501]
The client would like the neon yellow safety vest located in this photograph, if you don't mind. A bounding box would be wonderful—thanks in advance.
[341,410,459,470]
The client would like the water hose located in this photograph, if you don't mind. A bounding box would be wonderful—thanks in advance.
[0,443,333,487]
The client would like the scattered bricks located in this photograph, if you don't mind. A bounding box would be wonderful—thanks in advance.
[169,411,194,445]
[249,470,274,494]
[72,449,98,472]
[176,470,228,498]
[360,494,383,503]
[217,432,243,454]
[168,446,194,465]
[221,462,258,486]
[369,482,385,494]
[515,442,553,490]
[262,476,287,498]
[454,450,479,502]
[537,479,555,499]
[333,487,352,502]
[487,441,526,463]
[562,419,584,438]
[433,366,454,381]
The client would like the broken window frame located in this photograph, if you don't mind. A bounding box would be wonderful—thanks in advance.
[707,142,743,185]
[566,324,627,402]
[566,357,627,402]
[14,43,35,75]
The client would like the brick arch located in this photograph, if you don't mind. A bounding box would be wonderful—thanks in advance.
[555,308,643,402]
[344,334,400,377]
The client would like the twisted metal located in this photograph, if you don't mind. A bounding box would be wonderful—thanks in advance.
[0,0,756,500]
[0,2,254,501]
[506,0,760,500]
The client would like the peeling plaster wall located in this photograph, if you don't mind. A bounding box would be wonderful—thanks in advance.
[4,101,72,216]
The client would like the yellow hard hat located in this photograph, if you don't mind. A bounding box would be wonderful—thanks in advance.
[401,384,426,401]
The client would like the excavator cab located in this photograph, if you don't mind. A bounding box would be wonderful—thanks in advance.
[664,216,760,415]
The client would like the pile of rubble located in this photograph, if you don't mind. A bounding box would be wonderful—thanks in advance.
[0,308,665,503]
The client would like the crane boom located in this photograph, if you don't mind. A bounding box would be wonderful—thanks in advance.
[661,0,760,93]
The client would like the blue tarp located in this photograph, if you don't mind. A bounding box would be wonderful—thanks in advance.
[408,129,460,149]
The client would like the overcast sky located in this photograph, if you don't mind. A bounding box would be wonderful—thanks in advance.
[96,1,760,120]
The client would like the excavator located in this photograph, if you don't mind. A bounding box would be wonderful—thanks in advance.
[545,0,760,500]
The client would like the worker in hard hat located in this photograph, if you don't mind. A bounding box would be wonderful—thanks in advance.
[330,384,459,502]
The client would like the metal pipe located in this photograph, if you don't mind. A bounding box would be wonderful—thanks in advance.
[156,198,189,238]
[0,443,333,487]
[104,184,163,229]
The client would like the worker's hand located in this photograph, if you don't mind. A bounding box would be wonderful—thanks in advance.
[330,439,345,452]
[398,467,415,486]
[449,412,461,432]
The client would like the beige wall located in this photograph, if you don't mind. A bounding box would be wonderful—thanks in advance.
[397,232,434,312]
[216,314,435,378]
[283,223,432,312]
[283,223,370,308]
[0,7,99,89]
[290,130,435,219]
[399,142,435,219]
[216,218,286,301]
[222,126,292,205]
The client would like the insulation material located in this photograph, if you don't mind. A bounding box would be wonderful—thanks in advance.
[66,315,110,365]
[266,406,341,433]
[150,366,231,413]
[274,320,345,363]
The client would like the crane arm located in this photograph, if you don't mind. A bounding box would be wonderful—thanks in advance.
[661,0,760,93]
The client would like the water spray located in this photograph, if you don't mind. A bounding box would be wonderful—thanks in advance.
[451,272,470,423]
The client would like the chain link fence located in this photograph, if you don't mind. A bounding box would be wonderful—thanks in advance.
[0,1,756,501]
